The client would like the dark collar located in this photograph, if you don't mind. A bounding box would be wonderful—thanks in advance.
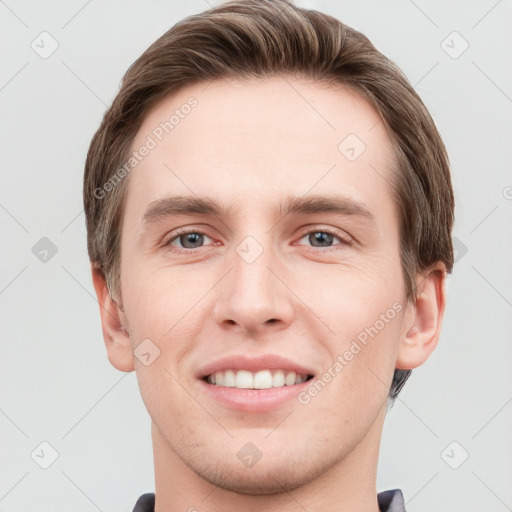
[131,488,406,512]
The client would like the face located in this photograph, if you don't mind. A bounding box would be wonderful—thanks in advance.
[116,76,415,493]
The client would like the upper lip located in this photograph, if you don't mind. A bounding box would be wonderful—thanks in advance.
[196,354,316,379]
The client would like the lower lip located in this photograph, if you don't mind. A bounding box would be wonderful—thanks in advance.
[197,378,312,412]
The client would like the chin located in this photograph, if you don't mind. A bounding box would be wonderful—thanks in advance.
[196,462,319,495]
[181,442,340,496]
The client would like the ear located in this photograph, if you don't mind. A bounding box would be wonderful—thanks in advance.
[396,262,447,370]
[91,263,134,373]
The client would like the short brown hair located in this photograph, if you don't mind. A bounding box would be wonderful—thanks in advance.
[83,0,455,403]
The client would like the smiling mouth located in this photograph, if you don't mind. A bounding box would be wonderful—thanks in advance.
[202,369,314,389]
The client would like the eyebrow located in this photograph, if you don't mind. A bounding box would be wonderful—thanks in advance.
[140,193,376,230]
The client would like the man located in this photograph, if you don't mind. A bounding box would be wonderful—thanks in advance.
[84,1,454,510]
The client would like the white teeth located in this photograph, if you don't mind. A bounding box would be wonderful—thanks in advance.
[285,371,296,386]
[272,370,285,387]
[235,370,253,388]
[206,369,310,388]
[224,369,236,387]
[253,370,272,389]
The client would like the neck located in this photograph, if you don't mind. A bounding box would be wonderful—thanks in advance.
[152,404,386,512]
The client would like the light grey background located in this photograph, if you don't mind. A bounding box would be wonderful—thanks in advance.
[1,1,511,511]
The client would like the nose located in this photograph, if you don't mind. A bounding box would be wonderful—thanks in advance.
[212,240,294,336]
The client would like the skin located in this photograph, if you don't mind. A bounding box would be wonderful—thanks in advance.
[92,75,447,512]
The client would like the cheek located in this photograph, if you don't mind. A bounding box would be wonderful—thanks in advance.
[134,358,204,436]
[306,313,402,431]
[303,255,405,338]
[120,260,203,336]
[304,264,405,397]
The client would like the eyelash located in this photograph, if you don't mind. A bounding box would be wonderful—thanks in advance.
[163,227,353,253]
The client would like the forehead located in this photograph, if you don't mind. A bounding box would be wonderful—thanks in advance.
[124,75,397,225]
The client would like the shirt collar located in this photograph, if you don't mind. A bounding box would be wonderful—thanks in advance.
[377,489,406,512]
[132,489,406,512]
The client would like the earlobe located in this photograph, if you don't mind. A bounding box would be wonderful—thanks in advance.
[396,263,447,370]
[91,263,135,373]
